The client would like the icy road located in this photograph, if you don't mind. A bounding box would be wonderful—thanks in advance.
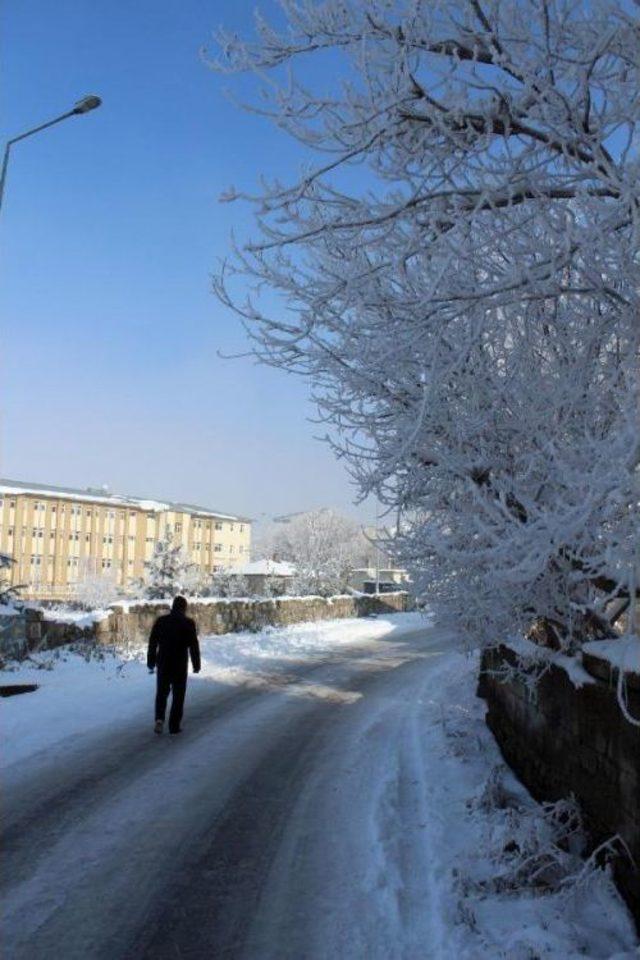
[2,614,637,959]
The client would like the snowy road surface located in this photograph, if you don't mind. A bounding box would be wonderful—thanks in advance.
[2,614,638,959]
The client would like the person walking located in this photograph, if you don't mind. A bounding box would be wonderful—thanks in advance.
[147,595,201,735]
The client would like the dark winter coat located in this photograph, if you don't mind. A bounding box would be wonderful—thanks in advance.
[147,611,201,678]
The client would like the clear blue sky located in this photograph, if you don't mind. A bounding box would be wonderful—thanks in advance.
[0,0,372,522]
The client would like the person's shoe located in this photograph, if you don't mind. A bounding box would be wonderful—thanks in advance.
[154,720,164,735]
[169,727,182,735]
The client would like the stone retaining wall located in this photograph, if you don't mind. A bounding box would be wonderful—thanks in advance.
[478,645,640,927]
[12,592,411,652]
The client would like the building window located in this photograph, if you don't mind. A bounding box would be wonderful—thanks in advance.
[10,500,15,508]
[214,544,222,552]
[130,511,136,518]
[215,522,222,531]
[230,523,234,531]
[240,524,244,532]
[86,534,91,542]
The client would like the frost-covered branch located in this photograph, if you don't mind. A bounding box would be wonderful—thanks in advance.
[210,0,640,651]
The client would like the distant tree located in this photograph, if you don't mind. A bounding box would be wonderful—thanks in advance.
[213,0,639,653]
[265,510,365,596]
[143,532,198,600]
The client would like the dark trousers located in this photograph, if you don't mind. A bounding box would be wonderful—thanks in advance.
[155,671,187,732]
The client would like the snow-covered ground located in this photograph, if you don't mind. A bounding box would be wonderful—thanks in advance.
[2,613,637,959]
[0,612,424,771]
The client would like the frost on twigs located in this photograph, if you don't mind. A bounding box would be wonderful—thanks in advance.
[210,0,640,672]
[461,767,627,908]
[466,776,587,895]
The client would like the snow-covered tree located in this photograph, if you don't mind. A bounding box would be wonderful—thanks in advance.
[205,567,251,598]
[261,510,365,596]
[212,0,639,652]
[0,552,20,606]
[143,532,198,600]
[74,570,119,611]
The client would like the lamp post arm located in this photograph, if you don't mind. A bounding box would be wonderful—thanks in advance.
[0,107,84,213]
[5,109,78,151]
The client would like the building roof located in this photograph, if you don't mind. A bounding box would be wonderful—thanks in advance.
[236,559,296,577]
[0,477,250,523]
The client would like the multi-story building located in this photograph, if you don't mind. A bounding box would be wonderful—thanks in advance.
[0,478,251,600]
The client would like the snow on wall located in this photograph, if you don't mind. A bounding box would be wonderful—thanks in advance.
[7,592,411,653]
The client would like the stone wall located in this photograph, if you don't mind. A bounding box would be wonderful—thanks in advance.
[9,592,411,653]
[478,645,640,926]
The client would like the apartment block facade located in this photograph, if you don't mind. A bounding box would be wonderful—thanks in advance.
[0,478,251,600]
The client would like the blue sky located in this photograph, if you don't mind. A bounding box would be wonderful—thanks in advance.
[0,0,373,522]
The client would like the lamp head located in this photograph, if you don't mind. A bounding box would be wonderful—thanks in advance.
[73,95,102,115]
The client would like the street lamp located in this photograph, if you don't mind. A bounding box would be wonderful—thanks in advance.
[0,95,102,213]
